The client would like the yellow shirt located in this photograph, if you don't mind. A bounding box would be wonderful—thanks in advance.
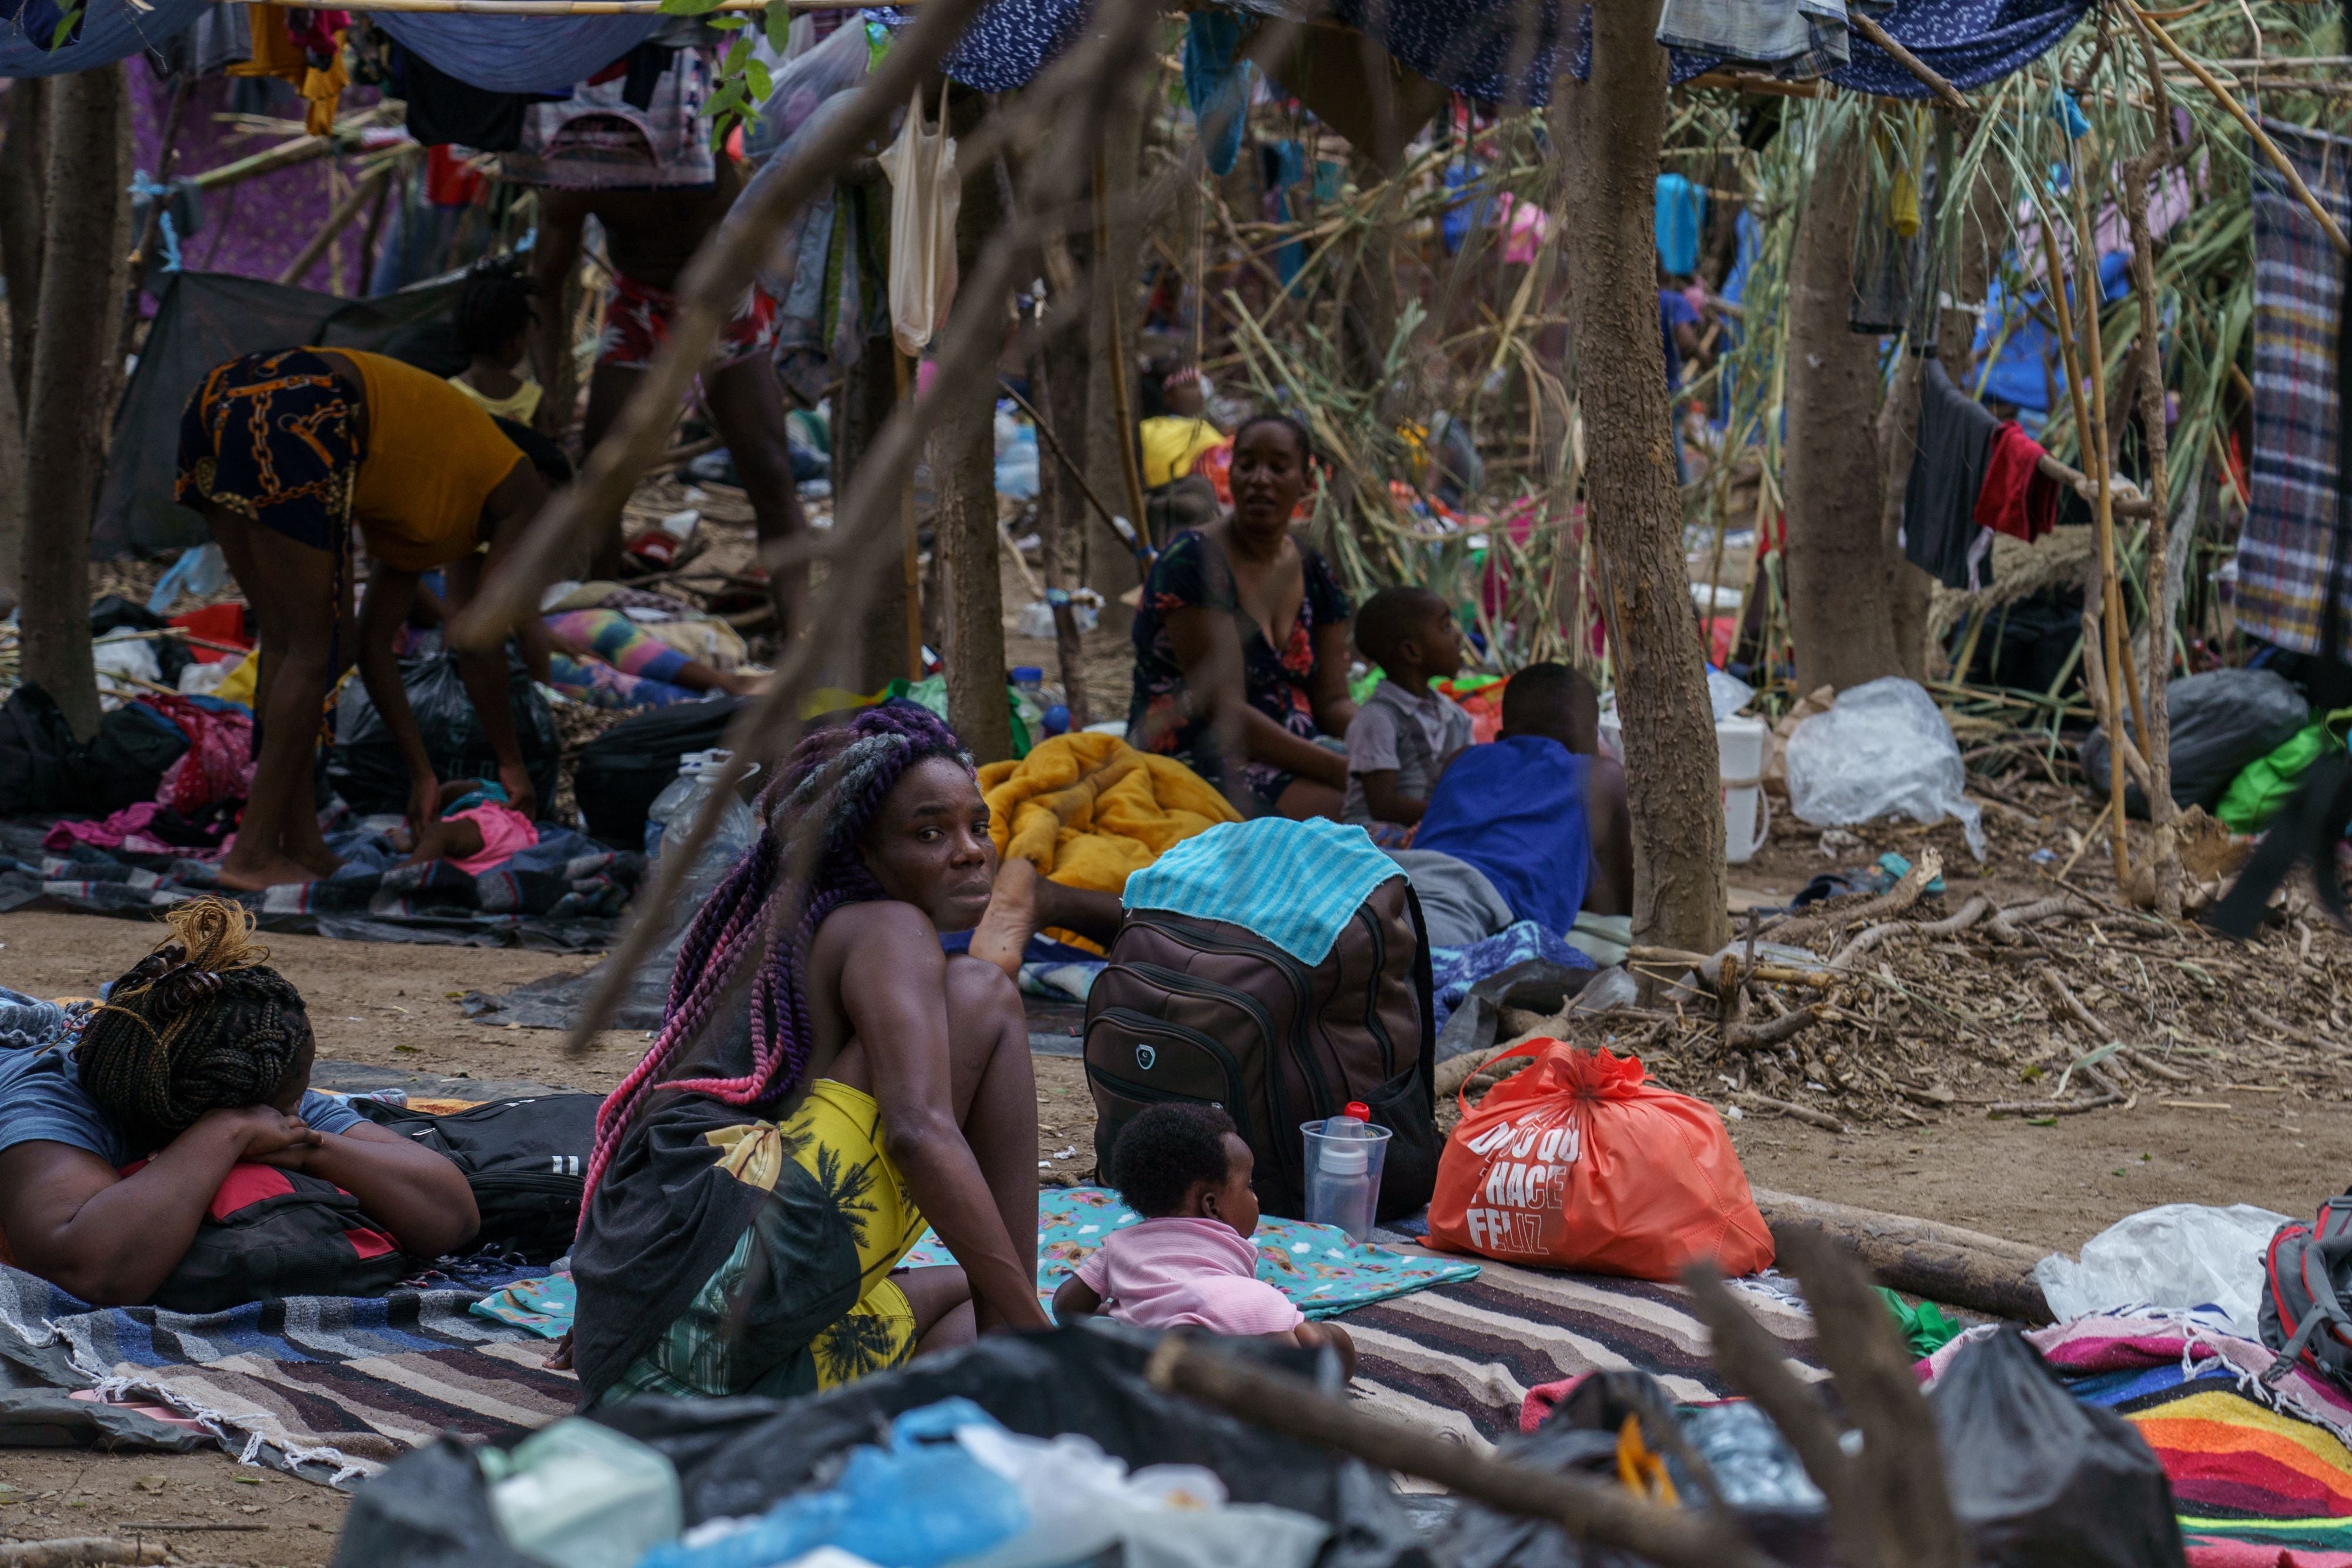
[345,351,526,571]
[1138,416,1228,489]
[448,373,544,428]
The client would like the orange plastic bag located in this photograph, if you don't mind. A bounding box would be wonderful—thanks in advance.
[1428,1040,1773,1281]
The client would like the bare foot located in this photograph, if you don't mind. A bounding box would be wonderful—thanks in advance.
[969,858,1041,979]
[215,854,323,890]
[295,844,344,879]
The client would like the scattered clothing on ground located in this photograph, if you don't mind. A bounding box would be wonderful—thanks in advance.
[978,731,1239,908]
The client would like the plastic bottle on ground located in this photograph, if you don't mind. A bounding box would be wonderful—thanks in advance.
[1305,1101,1384,1241]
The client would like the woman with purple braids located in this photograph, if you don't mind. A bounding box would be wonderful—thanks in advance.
[563,702,1053,1404]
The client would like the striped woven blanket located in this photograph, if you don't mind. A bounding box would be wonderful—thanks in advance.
[1925,1307,2352,1567]
[0,1261,575,1482]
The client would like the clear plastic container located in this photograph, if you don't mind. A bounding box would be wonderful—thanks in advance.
[481,1417,681,1568]
[625,751,761,1022]
[1302,1102,1389,1241]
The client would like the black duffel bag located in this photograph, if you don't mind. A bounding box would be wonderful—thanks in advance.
[355,1093,603,1262]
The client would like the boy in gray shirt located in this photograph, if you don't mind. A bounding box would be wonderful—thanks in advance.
[1345,587,1475,841]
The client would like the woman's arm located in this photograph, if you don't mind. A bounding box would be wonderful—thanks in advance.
[1307,619,1357,738]
[446,464,554,819]
[356,560,439,835]
[0,1110,323,1306]
[281,1122,479,1258]
[1162,606,1347,791]
[838,905,1050,1335]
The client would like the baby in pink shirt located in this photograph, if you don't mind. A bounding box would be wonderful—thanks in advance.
[1052,1104,1356,1378]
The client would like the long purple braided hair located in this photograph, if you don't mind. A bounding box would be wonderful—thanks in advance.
[582,702,973,1208]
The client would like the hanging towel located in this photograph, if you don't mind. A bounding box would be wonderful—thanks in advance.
[1903,358,2003,591]
[1973,421,2060,544]
[2236,119,2352,656]
[877,81,959,358]
[1121,817,1401,966]
[1184,11,1252,179]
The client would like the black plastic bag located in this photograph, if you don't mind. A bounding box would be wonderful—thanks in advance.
[70,703,193,814]
[333,1326,1434,1568]
[2080,667,2309,817]
[572,695,743,850]
[1930,1326,2188,1568]
[328,650,559,817]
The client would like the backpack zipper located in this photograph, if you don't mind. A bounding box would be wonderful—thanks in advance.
[1117,965,1295,1190]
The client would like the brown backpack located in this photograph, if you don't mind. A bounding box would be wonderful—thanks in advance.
[1083,875,1441,1222]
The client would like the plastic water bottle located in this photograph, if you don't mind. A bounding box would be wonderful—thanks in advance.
[644,750,757,885]
[1009,667,1048,742]
[1307,1101,1378,1241]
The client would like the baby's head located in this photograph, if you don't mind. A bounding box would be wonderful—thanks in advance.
[1355,586,1463,684]
[1109,1103,1259,1238]
[1500,661,1600,755]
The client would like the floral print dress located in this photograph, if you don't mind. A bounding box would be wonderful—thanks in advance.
[1126,529,1352,811]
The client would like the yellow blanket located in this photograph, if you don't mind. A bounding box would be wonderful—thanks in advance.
[977,733,1238,895]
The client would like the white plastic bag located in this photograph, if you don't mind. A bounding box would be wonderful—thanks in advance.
[1706,667,1755,722]
[877,81,958,357]
[2034,1202,2293,1337]
[1783,677,1985,859]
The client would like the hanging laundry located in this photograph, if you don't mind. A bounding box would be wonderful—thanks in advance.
[1653,172,1705,276]
[148,1,253,77]
[227,2,305,86]
[1184,10,1252,180]
[393,41,529,151]
[2235,120,2352,656]
[878,81,958,358]
[1655,0,1851,81]
[1903,359,2003,591]
[498,46,714,190]
[1973,421,2061,544]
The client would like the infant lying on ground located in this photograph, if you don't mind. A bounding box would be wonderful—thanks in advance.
[1053,1103,1356,1379]
[392,779,538,874]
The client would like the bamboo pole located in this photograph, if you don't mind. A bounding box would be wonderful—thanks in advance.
[274,153,408,287]
[2065,140,2134,890]
[2123,1,2350,255]
[2034,198,2127,887]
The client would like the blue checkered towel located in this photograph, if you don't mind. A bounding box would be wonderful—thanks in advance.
[1121,817,1402,964]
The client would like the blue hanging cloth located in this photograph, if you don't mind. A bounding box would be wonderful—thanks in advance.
[1185,11,1254,179]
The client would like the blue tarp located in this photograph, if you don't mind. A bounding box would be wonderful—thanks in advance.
[0,0,656,87]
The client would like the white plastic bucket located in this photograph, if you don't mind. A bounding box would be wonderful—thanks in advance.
[1597,710,1772,865]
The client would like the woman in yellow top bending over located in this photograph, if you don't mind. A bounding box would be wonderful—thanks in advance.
[176,347,553,889]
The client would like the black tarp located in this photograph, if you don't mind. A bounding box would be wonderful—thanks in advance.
[333,1326,1435,1568]
[98,270,469,559]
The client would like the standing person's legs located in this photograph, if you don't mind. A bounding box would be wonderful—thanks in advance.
[578,362,643,580]
[206,510,344,888]
[703,355,808,631]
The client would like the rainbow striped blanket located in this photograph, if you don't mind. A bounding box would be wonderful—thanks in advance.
[1924,1309,2352,1566]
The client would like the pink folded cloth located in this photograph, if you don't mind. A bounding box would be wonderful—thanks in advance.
[1073,1216,1303,1335]
[443,803,539,877]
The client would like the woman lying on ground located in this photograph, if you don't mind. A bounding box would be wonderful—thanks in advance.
[1127,414,1358,821]
[0,901,479,1306]
[176,347,554,888]
[564,703,1054,1403]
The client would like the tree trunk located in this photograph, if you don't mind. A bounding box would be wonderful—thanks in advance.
[1876,353,1929,678]
[1083,74,1145,616]
[1783,126,1900,695]
[1560,0,1729,958]
[22,66,129,739]
[0,78,48,418]
[832,332,911,693]
[2123,132,2181,915]
[1027,313,1092,728]
[937,153,1010,763]
[0,306,25,610]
